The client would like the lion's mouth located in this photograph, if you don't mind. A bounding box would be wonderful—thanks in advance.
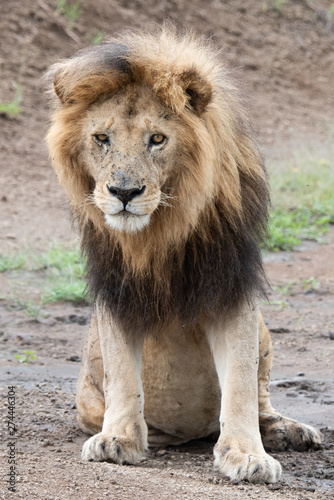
[104,212,151,233]
[113,208,149,218]
[119,209,143,216]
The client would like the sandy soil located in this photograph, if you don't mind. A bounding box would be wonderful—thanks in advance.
[0,1,333,499]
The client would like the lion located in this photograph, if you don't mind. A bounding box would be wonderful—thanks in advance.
[46,27,321,483]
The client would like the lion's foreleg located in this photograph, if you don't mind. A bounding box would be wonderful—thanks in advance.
[81,303,148,464]
[76,312,105,435]
[206,302,282,484]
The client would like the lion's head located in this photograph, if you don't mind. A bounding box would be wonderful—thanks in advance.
[46,27,269,331]
[77,83,211,235]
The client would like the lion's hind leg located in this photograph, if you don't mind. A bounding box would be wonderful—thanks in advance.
[258,313,322,452]
[259,413,322,452]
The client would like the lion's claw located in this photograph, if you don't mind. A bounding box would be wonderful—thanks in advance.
[81,432,145,464]
[214,440,282,483]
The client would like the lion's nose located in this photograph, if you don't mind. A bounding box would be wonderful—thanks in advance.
[107,185,146,206]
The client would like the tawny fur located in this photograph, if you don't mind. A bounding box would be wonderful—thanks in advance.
[46,26,322,484]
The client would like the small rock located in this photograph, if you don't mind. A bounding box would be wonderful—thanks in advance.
[268,484,282,490]
[269,327,291,334]
[66,355,82,362]
[297,372,305,377]
[41,440,52,447]
[156,449,167,456]
[329,330,334,340]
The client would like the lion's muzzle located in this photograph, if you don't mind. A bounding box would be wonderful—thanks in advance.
[100,182,158,233]
[107,184,146,208]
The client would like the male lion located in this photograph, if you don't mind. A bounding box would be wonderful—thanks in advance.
[46,27,321,483]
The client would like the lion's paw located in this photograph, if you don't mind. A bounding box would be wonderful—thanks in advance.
[214,440,282,483]
[81,433,146,464]
[260,413,322,452]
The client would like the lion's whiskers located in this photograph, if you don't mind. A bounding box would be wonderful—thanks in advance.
[159,191,178,209]
[83,193,98,208]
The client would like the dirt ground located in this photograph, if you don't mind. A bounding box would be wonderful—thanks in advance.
[0,1,334,499]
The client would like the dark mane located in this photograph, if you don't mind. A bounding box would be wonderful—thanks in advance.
[73,42,130,73]
[82,173,269,335]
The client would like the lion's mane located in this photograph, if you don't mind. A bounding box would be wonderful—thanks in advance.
[46,27,270,334]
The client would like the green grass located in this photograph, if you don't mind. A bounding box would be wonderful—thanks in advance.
[270,0,286,11]
[88,29,104,45]
[266,151,334,251]
[1,244,86,315]
[0,84,23,116]
[36,244,86,304]
[15,350,36,363]
[57,0,82,30]
[0,253,26,272]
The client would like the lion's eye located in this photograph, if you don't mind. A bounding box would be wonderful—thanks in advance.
[150,134,166,146]
[94,134,109,144]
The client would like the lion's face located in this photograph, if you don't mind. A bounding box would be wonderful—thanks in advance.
[47,32,268,256]
[83,85,179,233]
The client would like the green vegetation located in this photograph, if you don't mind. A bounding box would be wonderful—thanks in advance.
[43,245,86,304]
[88,29,104,45]
[15,350,36,363]
[266,150,334,251]
[0,253,26,272]
[273,281,296,296]
[57,0,82,30]
[1,244,86,318]
[270,0,287,11]
[40,244,86,304]
[0,84,23,116]
[13,295,45,321]
[262,0,287,12]
[263,299,288,310]
[302,276,320,292]
[271,276,321,298]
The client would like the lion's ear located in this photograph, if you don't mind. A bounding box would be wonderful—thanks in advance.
[52,67,130,106]
[53,71,66,103]
[51,64,75,104]
[180,69,212,115]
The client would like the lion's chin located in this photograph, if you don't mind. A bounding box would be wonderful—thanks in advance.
[104,213,151,233]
